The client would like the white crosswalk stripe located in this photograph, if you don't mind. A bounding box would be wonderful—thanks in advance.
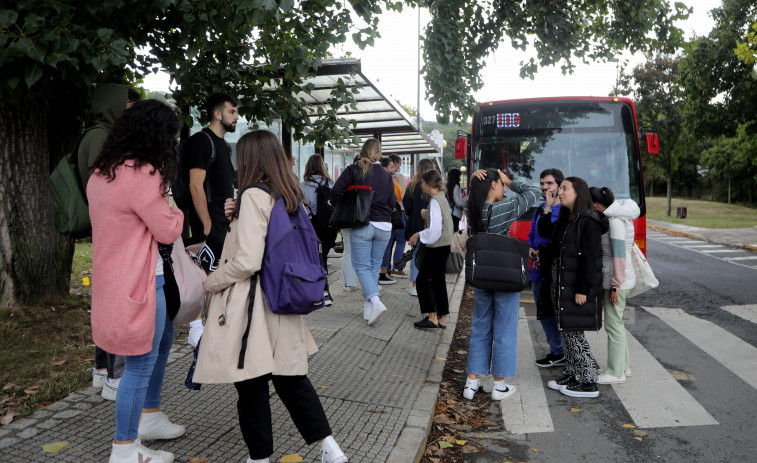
[648,233,757,269]
[721,304,757,324]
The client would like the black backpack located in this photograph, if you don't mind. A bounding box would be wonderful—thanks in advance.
[312,178,335,228]
[172,131,216,210]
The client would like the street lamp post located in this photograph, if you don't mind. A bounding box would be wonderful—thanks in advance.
[609,58,620,93]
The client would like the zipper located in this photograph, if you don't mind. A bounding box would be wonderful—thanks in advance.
[556,222,572,330]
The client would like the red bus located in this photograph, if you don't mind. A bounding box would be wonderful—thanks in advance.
[457,96,657,254]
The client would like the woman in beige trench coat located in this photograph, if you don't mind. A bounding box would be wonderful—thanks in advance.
[194,130,348,463]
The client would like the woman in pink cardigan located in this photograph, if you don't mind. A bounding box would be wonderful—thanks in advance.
[88,99,185,463]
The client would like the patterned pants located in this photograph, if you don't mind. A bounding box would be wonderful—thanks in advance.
[562,330,598,383]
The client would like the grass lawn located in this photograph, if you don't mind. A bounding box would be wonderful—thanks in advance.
[646,197,757,229]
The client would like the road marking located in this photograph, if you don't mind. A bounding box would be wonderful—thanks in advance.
[682,245,726,249]
[644,307,757,392]
[723,256,757,261]
[700,249,745,253]
[502,308,554,434]
[721,305,757,324]
[649,235,757,271]
[585,327,718,429]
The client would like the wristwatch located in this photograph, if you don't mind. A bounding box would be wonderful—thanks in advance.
[610,287,618,293]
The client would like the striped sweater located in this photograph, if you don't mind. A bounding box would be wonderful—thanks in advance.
[600,199,640,289]
[477,180,542,235]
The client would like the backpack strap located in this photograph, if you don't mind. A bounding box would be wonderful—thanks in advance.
[236,182,281,369]
[199,130,217,203]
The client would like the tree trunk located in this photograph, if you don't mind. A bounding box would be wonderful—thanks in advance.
[0,98,72,307]
[666,172,672,217]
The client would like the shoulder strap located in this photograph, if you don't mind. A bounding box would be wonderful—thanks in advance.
[200,130,216,165]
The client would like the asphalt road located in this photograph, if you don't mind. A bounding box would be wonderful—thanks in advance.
[459,229,757,463]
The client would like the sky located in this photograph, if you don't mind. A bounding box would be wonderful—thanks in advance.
[143,0,721,122]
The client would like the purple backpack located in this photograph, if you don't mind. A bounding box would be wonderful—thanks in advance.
[237,184,326,368]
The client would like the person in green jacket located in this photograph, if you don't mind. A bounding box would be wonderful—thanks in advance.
[79,83,141,401]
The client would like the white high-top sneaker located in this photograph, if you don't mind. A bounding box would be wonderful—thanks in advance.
[320,435,348,463]
[462,377,480,400]
[138,411,186,440]
[246,458,270,463]
[109,439,174,463]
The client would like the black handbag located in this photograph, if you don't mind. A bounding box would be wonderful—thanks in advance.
[390,203,405,230]
[329,174,374,229]
[464,205,529,292]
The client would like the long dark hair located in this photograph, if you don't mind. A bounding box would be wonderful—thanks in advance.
[466,169,499,234]
[406,158,436,200]
[303,154,331,183]
[559,176,594,222]
[422,169,444,191]
[234,130,303,215]
[589,186,614,208]
[93,99,179,196]
[445,168,461,204]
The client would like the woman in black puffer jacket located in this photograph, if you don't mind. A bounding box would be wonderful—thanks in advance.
[538,176,608,399]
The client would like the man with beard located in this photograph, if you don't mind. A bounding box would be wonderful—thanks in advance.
[184,93,239,346]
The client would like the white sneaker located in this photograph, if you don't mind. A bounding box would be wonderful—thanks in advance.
[138,411,186,440]
[367,300,387,326]
[246,458,270,463]
[625,368,632,377]
[363,301,372,321]
[89,368,107,389]
[491,380,516,400]
[462,378,479,400]
[596,373,626,384]
[410,287,418,297]
[188,324,204,348]
[109,439,174,463]
[320,435,348,463]
[102,377,120,401]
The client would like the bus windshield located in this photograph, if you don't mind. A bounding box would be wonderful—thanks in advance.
[474,100,644,211]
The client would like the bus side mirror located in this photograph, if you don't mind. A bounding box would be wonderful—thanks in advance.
[645,133,659,155]
[454,137,467,159]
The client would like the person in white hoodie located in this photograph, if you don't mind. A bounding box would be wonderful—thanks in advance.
[590,187,639,384]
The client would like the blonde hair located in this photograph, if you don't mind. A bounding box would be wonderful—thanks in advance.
[406,158,437,199]
[357,138,381,178]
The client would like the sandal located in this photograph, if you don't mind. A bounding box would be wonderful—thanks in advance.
[413,317,439,329]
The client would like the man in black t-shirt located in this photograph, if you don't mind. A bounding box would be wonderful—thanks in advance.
[184,93,238,273]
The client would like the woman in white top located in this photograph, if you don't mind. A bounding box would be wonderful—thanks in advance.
[590,186,639,384]
[408,169,454,329]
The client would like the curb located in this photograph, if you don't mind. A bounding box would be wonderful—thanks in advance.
[386,273,467,463]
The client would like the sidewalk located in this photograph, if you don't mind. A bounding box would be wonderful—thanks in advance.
[1,251,466,463]
[647,219,757,251]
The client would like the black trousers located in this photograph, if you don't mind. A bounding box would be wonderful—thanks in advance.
[452,215,460,234]
[416,245,451,316]
[94,345,124,379]
[234,374,332,459]
[311,220,338,293]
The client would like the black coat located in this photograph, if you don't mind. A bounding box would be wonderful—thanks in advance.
[538,208,608,331]
[402,183,429,240]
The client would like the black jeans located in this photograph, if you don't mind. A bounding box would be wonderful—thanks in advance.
[311,221,338,294]
[234,374,332,460]
[416,245,451,316]
[94,345,124,379]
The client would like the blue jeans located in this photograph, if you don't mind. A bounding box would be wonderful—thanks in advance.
[115,275,175,441]
[342,230,356,287]
[350,224,391,301]
[532,279,563,356]
[410,245,419,282]
[381,215,407,270]
[467,288,519,378]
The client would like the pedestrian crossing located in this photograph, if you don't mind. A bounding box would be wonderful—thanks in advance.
[647,231,757,269]
[501,303,757,435]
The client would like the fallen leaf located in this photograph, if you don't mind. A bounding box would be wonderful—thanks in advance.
[2,383,14,391]
[456,350,468,354]
[461,445,479,454]
[532,448,539,452]
[51,359,67,366]
[475,435,484,439]
[438,441,454,449]
[453,369,465,374]
[24,388,39,395]
[316,386,328,389]
[82,277,90,286]
[280,454,303,462]
[435,357,447,361]
[429,458,441,463]
[188,457,209,463]
[25,385,40,390]
[444,435,457,443]
[456,439,468,445]
[634,437,643,442]
[446,398,457,405]
[1,411,14,425]
[570,407,582,413]
[622,424,637,429]
[42,441,69,453]
[633,430,649,437]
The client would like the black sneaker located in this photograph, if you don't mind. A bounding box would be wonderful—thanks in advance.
[378,273,396,285]
[560,381,599,398]
[535,353,566,368]
[547,374,574,391]
[413,317,439,329]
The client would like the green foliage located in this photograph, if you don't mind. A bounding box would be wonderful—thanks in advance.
[422,0,691,124]
[700,122,757,202]
[734,16,757,65]
[679,0,757,137]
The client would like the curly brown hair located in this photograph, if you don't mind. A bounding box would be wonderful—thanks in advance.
[92,99,179,196]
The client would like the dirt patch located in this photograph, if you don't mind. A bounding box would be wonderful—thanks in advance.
[421,286,511,462]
